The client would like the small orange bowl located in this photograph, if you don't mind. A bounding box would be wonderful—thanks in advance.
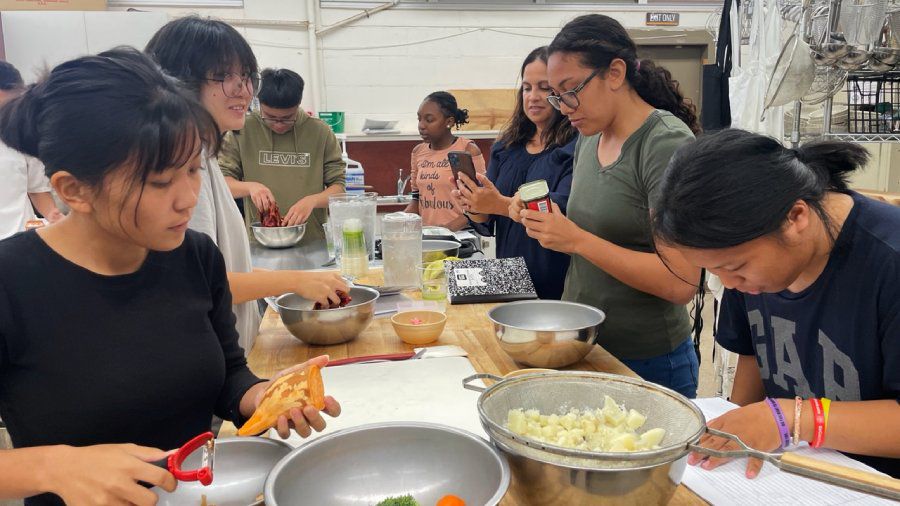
[391,310,447,345]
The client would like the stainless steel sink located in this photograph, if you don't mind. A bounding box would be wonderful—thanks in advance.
[376,195,412,206]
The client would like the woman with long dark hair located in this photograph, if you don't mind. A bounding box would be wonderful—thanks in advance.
[653,129,900,479]
[454,46,577,299]
[0,48,339,506]
[146,17,348,352]
[517,15,702,397]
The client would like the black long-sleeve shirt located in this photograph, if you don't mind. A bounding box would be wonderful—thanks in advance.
[0,230,263,505]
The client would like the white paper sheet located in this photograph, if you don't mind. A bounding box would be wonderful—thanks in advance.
[685,397,896,505]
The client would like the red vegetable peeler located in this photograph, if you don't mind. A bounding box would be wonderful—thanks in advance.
[157,431,215,486]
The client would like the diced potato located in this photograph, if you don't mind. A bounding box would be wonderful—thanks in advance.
[503,397,662,453]
[625,409,647,431]
[602,396,626,426]
[640,428,666,449]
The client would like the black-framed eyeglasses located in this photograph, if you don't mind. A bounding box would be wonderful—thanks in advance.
[261,115,297,126]
[206,72,260,98]
[547,68,602,111]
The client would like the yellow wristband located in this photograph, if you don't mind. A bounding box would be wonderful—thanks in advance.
[821,397,831,430]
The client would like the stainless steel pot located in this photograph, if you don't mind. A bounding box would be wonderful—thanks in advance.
[463,371,900,505]
[264,422,510,505]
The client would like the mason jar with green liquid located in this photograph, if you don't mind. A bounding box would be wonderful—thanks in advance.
[340,218,369,279]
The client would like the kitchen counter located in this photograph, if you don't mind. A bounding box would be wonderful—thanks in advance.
[226,267,705,505]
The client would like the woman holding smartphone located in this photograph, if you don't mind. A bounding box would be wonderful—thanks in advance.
[516,15,703,397]
[454,47,577,299]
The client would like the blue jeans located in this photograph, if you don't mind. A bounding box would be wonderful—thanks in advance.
[620,338,699,398]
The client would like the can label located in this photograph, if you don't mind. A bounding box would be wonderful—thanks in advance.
[525,197,552,213]
[519,179,552,213]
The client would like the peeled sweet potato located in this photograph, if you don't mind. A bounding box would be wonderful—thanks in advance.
[238,365,326,436]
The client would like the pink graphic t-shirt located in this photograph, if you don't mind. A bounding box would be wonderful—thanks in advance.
[410,136,486,230]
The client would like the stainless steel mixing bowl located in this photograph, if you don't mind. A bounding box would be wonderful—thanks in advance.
[264,422,510,505]
[153,437,291,506]
[487,300,606,368]
[422,239,461,262]
[275,286,379,345]
[250,221,306,248]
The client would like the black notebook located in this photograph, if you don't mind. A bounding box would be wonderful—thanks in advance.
[446,257,538,304]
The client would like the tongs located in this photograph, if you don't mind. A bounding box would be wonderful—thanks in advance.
[153,431,215,486]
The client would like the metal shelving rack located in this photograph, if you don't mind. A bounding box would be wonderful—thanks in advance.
[822,70,900,142]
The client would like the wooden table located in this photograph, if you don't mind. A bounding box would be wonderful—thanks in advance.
[235,299,706,505]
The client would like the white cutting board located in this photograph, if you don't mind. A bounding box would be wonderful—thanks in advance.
[280,357,487,448]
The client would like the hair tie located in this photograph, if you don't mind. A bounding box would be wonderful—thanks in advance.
[635,59,641,71]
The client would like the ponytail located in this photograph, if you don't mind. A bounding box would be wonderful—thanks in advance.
[793,139,869,192]
[0,83,43,158]
[651,129,867,249]
[424,91,469,129]
[631,60,700,134]
[549,14,700,134]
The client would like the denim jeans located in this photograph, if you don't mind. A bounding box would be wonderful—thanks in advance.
[620,338,699,398]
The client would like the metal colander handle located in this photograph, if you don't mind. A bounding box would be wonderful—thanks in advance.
[462,373,502,392]
[690,428,900,501]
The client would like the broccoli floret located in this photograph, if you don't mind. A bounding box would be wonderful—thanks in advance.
[376,495,419,506]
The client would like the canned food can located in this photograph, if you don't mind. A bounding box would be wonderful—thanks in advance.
[519,179,552,213]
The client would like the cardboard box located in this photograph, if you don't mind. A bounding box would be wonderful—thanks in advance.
[0,0,106,11]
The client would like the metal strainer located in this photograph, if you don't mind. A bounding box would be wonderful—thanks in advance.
[464,371,900,502]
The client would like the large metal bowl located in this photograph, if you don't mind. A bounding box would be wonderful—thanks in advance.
[250,221,306,249]
[488,300,605,368]
[275,286,379,345]
[153,437,292,506]
[264,422,510,505]
[422,239,461,262]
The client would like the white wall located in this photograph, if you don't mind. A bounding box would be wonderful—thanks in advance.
[111,1,716,132]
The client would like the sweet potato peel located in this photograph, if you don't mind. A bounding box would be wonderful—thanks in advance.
[238,365,325,436]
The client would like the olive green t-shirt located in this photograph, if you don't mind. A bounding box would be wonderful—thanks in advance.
[218,112,346,244]
[562,110,693,360]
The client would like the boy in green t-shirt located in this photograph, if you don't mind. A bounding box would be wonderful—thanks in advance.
[220,68,345,244]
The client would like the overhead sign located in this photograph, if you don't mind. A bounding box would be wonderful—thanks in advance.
[646,12,680,27]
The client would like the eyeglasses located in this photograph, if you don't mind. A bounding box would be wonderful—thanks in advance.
[261,116,297,126]
[206,72,260,98]
[546,69,602,111]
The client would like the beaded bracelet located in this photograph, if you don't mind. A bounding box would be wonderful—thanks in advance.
[765,397,792,449]
[793,396,803,447]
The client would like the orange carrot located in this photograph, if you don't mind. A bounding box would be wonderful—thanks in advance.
[436,495,465,506]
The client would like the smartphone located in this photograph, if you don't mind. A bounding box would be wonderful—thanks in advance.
[448,150,480,186]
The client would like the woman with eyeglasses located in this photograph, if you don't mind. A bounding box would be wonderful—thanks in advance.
[453,46,577,299]
[146,17,348,352]
[516,14,703,397]
[219,68,346,244]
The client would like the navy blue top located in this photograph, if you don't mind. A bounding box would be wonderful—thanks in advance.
[717,192,900,478]
[470,139,575,299]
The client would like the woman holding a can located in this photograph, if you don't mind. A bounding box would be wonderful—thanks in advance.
[516,15,703,397]
[453,46,577,299]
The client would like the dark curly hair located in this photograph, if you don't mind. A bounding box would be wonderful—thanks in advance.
[498,46,576,150]
[424,91,469,129]
[549,14,700,134]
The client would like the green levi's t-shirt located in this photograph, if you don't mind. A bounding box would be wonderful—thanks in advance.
[218,112,346,245]
[562,110,694,360]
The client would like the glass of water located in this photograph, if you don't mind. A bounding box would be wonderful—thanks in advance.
[323,221,335,259]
